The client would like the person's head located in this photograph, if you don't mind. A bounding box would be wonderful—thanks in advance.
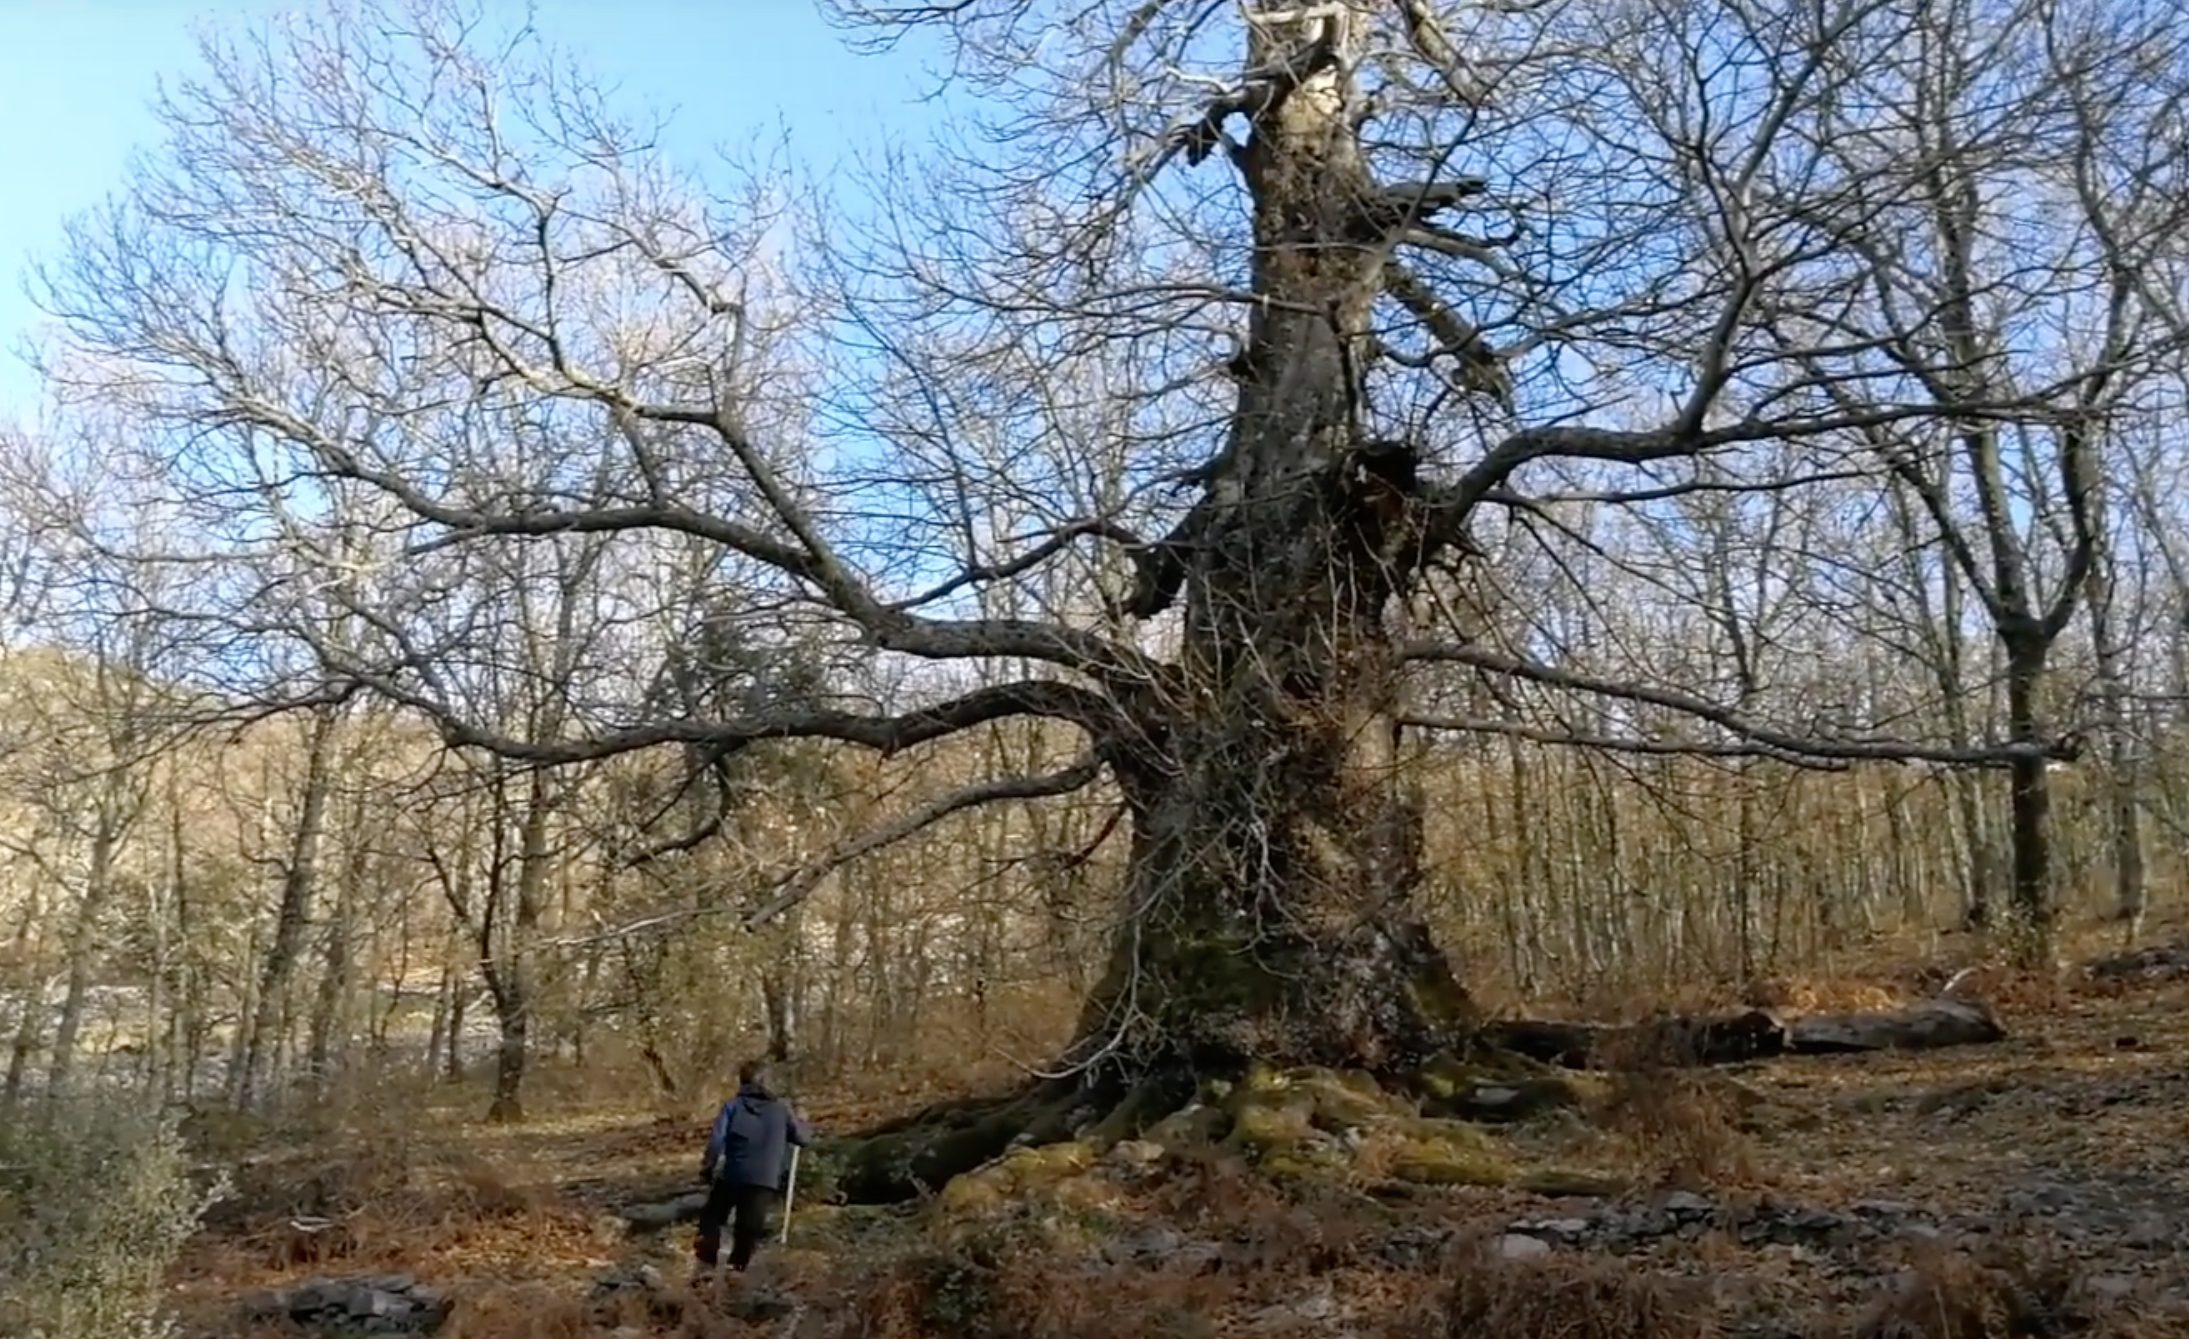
[737,1058,770,1092]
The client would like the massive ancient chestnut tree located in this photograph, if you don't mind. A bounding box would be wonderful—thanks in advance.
[38,0,2185,1180]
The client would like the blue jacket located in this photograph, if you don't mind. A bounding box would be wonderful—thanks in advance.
[702,1082,813,1188]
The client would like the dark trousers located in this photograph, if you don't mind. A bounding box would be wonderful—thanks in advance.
[694,1181,777,1270]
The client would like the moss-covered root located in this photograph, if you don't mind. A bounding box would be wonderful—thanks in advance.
[833,1047,1612,1205]
[1412,1048,1607,1123]
[835,1076,1154,1204]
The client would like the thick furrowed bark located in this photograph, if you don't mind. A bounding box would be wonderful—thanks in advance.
[1071,2,1471,1079]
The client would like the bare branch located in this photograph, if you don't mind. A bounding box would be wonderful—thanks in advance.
[1403,641,2079,768]
[1399,713,1852,770]
[742,753,1106,927]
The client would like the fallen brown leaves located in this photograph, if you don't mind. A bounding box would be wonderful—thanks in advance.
[166,938,2189,1339]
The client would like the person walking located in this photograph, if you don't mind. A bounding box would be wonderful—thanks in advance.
[695,1059,814,1273]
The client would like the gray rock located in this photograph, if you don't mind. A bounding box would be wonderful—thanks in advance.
[1378,1224,1455,1269]
[1101,1223,1225,1273]
[2125,1213,2172,1249]
[236,1288,292,1320]
[1292,1289,1337,1320]
[345,1286,411,1318]
[725,1287,799,1323]
[1511,1216,1593,1242]
[235,1272,449,1335]
[1108,1139,1167,1169]
[1472,1086,1523,1111]
[1494,1232,1553,1260]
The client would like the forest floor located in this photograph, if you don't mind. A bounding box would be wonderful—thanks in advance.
[165,934,2189,1339]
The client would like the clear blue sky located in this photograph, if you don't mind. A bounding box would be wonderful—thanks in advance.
[0,0,945,422]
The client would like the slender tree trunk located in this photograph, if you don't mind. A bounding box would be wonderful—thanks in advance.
[161,777,193,1099]
[2003,641,2053,936]
[3,890,48,1105]
[305,836,362,1099]
[426,959,451,1083]
[761,965,798,1066]
[2087,504,2146,931]
[236,704,340,1109]
[485,770,552,1123]
[145,821,167,1092]
[760,907,803,1065]
[49,822,122,1093]
[444,965,467,1082]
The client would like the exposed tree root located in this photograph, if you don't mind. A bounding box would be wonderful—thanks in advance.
[832,1075,1131,1205]
[609,1002,2013,1220]
[812,1000,2009,1206]
[821,1047,1605,1205]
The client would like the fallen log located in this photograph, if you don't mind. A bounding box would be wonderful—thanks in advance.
[1480,998,2005,1070]
[1479,1008,1789,1070]
[619,1189,708,1231]
[2082,940,2189,983]
[1785,997,2004,1053]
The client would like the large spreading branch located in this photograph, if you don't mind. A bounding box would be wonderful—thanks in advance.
[1404,641,2081,768]
[560,752,1108,944]
[216,394,1159,687]
[742,752,1107,926]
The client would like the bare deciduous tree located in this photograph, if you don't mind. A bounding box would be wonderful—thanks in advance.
[31,0,2189,1181]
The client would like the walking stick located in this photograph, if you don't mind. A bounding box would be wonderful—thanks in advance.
[779,1145,800,1245]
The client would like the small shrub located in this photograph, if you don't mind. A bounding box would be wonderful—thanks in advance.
[1596,1066,1759,1188]
[0,1096,228,1339]
[1841,1241,2172,1339]
[1426,1233,1721,1339]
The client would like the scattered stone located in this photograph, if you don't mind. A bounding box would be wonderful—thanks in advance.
[1494,1232,1553,1260]
[588,1264,667,1300]
[1377,1224,1456,1269]
[233,1273,450,1335]
[619,1189,709,1231]
[1663,1190,1716,1218]
[2123,1213,2172,1249]
[1509,1216,1593,1244]
[723,1286,799,1323]
[1249,1286,1337,1329]
[1098,1222,1227,1273]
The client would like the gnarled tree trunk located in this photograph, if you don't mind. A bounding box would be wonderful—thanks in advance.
[1072,3,1473,1077]
[832,7,1483,1202]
